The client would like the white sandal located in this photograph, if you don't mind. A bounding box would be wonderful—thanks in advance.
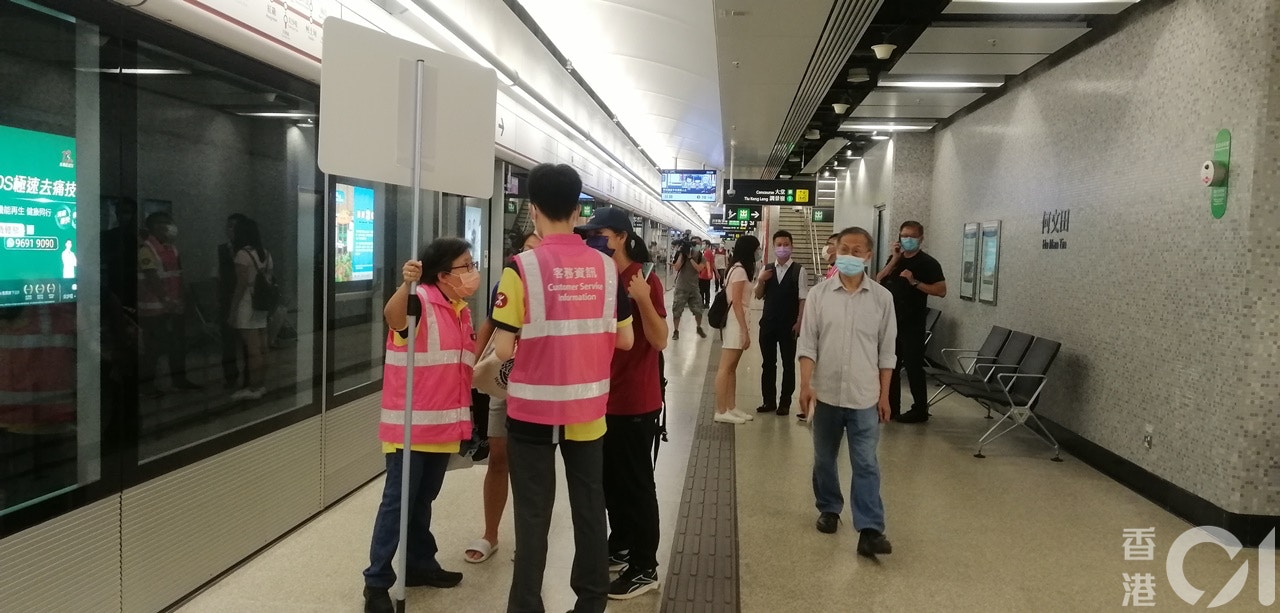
[463,538,498,563]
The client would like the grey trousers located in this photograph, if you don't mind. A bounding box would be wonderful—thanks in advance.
[507,436,609,613]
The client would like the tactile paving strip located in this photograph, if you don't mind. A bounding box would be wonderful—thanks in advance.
[660,350,739,613]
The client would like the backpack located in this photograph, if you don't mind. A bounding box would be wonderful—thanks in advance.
[248,249,280,312]
[708,263,738,329]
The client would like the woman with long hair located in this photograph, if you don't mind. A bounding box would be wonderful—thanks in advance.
[464,231,541,564]
[364,237,478,612]
[229,217,272,400]
[714,235,761,424]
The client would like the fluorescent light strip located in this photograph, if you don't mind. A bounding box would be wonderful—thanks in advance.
[236,112,318,118]
[845,124,933,132]
[878,80,1003,89]
[75,68,191,75]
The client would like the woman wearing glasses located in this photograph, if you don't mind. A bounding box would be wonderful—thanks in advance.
[362,237,481,613]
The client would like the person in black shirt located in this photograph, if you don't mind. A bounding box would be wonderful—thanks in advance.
[217,213,249,389]
[875,221,946,423]
[753,230,807,415]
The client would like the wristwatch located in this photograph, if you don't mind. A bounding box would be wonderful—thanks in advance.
[910,279,920,287]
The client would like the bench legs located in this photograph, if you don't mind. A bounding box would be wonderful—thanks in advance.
[973,406,1062,462]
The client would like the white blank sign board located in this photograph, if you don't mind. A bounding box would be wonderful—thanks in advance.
[318,18,497,199]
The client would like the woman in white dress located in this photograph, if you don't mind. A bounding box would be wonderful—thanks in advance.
[714,235,760,424]
[229,218,272,400]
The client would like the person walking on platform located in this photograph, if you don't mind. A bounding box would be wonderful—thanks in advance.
[875,221,946,423]
[798,226,897,559]
[490,164,634,613]
[575,207,668,601]
[363,238,478,613]
[754,230,807,416]
[713,235,761,425]
[698,241,715,306]
[464,231,540,564]
[714,244,728,291]
[669,235,707,340]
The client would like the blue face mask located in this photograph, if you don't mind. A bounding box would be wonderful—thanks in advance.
[586,234,615,256]
[900,237,920,252]
[834,254,867,277]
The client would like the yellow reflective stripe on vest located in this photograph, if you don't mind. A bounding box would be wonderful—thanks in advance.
[521,318,616,339]
[380,406,470,425]
[384,349,476,368]
[507,378,609,401]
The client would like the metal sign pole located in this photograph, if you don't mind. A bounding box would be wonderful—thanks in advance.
[394,58,426,613]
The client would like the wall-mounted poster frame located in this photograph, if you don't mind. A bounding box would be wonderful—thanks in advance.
[960,222,979,301]
[978,220,1002,305]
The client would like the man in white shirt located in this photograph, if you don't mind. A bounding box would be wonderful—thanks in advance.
[754,230,807,415]
[797,226,897,558]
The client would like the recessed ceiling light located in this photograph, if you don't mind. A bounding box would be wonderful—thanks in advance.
[879,78,1003,89]
[76,67,192,75]
[823,170,831,178]
[235,111,318,118]
[779,174,792,179]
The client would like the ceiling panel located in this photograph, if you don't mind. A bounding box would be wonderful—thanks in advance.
[909,24,1089,54]
[850,105,964,119]
[519,0,725,168]
[890,52,1047,75]
[862,90,984,107]
[715,0,839,173]
[943,0,1139,14]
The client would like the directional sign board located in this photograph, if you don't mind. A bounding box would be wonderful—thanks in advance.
[723,179,818,206]
[812,208,834,223]
[726,205,762,223]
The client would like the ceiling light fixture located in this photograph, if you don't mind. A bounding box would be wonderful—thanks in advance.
[235,111,318,118]
[832,103,850,115]
[871,44,897,60]
[779,174,792,179]
[871,134,890,141]
[847,68,870,83]
[76,67,192,75]
[805,129,821,140]
[845,123,934,132]
[788,155,801,162]
[823,170,831,178]
[878,79,1004,89]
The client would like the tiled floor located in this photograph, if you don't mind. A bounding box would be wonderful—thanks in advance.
[178,300,1262,612]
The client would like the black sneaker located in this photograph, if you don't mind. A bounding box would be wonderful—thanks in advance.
[405,567,463,588]
[363,587,393,613]
[815,512,840,534]
[696,327,707,338]
[608,550,630,573]
[857,529,893,558]
[609,567,660,600]
[895,409,929,424]
[672,330,680,340]
[755,405,777,414]
[776,406,790,416]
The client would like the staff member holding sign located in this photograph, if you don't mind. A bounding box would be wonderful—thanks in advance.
[363,238,477,613]
[491,164,634,613]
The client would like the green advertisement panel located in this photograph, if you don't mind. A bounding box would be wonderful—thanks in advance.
[0,124,78,307]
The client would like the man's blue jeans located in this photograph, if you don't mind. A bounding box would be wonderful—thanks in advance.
[811,401,885,533]
[364,449,450,589]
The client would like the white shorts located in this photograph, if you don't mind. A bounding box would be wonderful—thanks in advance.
[233,296,268,330]
[720,315,747,350]
[487,396,508,438]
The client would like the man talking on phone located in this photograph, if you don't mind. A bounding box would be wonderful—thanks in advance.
[798,226,896,558]
[875,221,946,423]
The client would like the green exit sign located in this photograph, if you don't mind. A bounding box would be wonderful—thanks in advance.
[580,203,595,217]
[812,208,834,223]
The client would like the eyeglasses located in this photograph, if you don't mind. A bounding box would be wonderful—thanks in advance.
[451,262,479,272]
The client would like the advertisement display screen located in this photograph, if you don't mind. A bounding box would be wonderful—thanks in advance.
[660,170,717,202]
[0,124,78,307]
[334,182,375,283]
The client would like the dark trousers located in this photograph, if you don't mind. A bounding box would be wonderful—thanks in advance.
[508,436,608,613]
[364,450,449,589]
[603,412,661,572]
[698,278,711,306]
[889,323,928,417]
[759,325,797,410]
[140,314,189,386]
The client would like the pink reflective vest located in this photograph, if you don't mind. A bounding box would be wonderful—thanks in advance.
[0,304,75,431]
[379,284,474,446]
[505,237,618,426]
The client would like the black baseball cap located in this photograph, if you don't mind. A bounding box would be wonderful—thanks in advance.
[574,207,632,235]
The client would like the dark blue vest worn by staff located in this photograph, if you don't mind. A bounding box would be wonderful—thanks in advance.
[759,261,801,331]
